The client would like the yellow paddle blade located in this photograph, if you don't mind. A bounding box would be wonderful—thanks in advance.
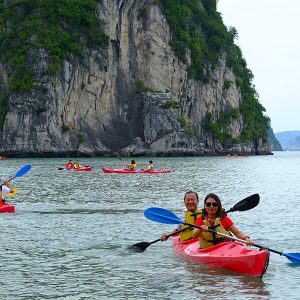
[5,188,18,197]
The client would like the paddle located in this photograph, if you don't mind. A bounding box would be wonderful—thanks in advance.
[144,207,300,264]
[129,194,259,252]
[127,227,188,252]
[117,155,128,168]
[1,164,31,187]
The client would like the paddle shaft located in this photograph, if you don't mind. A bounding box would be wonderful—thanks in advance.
[117,155,128,167]
[186,221,247,243]
[147,227,190,245]
[0,175,16,188]
[1,175,16,188]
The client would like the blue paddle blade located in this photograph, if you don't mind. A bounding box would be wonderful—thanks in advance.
[144,207,184,225]
[136,169,141,173]
[283,253,300,263]
[14,165,32,178]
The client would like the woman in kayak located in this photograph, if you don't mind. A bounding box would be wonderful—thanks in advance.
[147,160,154,171]
[74,160,81,169]
[128,160,137,171]
[160,191,203,242]
[192,193,252,249]
[0,180,14,204]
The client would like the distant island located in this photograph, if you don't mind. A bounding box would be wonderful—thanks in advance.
[275,131,300,150]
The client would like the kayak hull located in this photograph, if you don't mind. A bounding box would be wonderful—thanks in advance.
[101,168,171,174]
[72,166,93,171]
[172,236,269,277]
[0,203,15,213]
[64,166,93,171]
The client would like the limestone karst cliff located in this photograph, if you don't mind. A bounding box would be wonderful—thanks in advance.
[0,0,274,157]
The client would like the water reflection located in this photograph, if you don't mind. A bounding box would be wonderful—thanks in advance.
[182,261,270,299]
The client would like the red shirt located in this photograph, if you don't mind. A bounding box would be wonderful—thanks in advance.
[195,215,234,230]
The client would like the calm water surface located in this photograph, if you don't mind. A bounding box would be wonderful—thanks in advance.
[0,151,300,299]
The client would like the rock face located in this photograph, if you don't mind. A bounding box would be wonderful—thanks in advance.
[0,0,271,157]
[268,127,283,151]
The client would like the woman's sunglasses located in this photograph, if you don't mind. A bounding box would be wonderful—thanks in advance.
[205,202,218,207]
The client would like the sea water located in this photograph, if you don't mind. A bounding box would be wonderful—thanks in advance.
[0,151,299,299]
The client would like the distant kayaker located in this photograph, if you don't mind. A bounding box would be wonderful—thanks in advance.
[66,160,74,169]
[74,160,81,169]
[160,191,202,242]
[192,193,253,249]
[147,160,154,171]
[128,160,137,171]
[0,180,14,203]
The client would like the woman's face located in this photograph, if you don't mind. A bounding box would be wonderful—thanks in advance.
[205,197,219,214]
[184,193,199,212]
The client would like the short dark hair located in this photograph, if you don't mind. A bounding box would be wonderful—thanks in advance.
[184,191,199,201]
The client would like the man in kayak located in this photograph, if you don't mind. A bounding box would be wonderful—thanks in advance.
[192,193,252,248]
[128,160,137,171]
[0,180,14,204]
[160,191,203,242]
[66,160,74,169]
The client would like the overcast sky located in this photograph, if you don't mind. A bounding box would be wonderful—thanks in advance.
[217,0,300,133]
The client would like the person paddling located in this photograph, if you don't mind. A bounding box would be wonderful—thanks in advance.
[74,160,81,169]
[160,191,203,242]
[147,160,155,171]
[66,160,74,169]
[0,180,14,204]
[192,193,252,248]
[128,160,137,171]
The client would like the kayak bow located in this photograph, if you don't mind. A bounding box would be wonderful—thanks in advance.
[0,202,15,213]
[172,235,269,277]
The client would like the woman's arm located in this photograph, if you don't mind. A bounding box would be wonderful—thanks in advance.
[230,225,252,245]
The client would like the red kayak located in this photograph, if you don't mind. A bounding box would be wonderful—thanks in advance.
[172,236,269,277]
[0,203,15,213]
[72,166,93,171]
[0,156,6,160]
[61,166,93,171]
[101,168,171,174]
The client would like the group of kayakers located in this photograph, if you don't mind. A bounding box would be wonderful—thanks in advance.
[160,191,253,249]
[66,159,81,169]
[127,160,154,171]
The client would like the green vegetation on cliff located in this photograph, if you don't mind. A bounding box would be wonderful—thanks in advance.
[0,0,108,127]
[155,0,270,146]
